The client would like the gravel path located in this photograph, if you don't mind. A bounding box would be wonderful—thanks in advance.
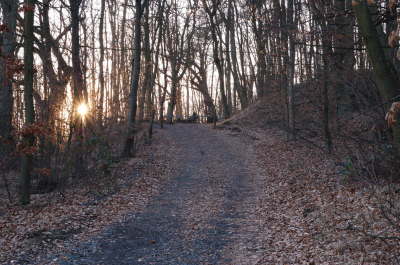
[46,124,265,265]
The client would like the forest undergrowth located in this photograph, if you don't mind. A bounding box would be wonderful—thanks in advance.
[220,94,400,264]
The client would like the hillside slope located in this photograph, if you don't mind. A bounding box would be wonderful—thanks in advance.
[217,99,400,264]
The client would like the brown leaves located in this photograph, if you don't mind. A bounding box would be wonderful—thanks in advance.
[15,123,53,155]
[20,123,51,138]
[385,102,400,127]
[219,96,398,264]
[0,24,9,32]
[389,0,397,10]
[388,16,400,48]
[388,30,400,48]
[5,57,24,79]
[0,130,173,264]
[33,168,52,177]
[351,0,377,6]
[16,145,38,155]
[18,4,35,13]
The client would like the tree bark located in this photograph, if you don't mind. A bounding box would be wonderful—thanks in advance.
[19,0,36,205]
[122,0,146,157]
[228,2,247,109]
[164,2,191,124]
[286,0,295,140]
[138,4,152,121]
[353,0,400,149]
[202,0,230,119]
[0,0,18,159]
[98,0,106,124]
[69,0,88,176]
[251,3,267,98]
[70,0,86,114]
[119,0,129,104]
[335,0,355,118]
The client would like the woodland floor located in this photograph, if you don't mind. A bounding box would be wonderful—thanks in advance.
[1,122,398,264]
[2,124,265,265]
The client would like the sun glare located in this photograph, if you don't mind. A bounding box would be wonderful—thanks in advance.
[77,103,89,117]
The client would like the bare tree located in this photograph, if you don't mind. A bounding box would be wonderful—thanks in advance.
[0,0,18,159]
[98,0,106,124]
[122,0,148,157]
[19,0,36,205]
[165,0,192,124]
[202,0,230,119]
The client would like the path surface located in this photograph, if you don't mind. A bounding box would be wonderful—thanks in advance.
[48,124,265,265]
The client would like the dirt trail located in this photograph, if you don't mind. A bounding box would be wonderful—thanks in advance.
[40,124,265,265]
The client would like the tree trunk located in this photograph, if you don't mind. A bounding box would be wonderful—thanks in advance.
[286,0,295,140]
[122,0,146,157]
[0,0,18,160]
[119,0,129,104]
[353,0,400,149]
[228,2,247,109]
[335,0,355,118]
[166,66,178,124]
[202,0,230,119]
[109,0,120,120]
[322,48,333,153]
[19,0,36,205]
[251,4,267,98]
[70,0,86,115]
[224,24,233,112]
[98,0,106,124]
[69,0,87,176]
[138,4,152,121]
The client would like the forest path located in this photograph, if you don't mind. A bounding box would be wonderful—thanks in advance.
[51,124,265,265]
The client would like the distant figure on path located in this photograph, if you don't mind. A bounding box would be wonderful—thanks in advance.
[188,112,199,123]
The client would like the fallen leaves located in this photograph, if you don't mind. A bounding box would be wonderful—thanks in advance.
[0,129,174,264]
[242,125,398,264]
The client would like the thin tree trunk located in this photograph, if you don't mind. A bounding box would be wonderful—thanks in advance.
[122,0,146,157]
[322,47,333,153]
[108,0,120,120]
[251,3,267,98]
[287,0,295,140]
[138,4,152,121]
[119,0,129,105]
[224,24,232,112]
[166,66,178,124]
[19,0,36,205]
[0,0,18,160]
[228,2,247,110]
[70,0,86,114]
[98,0,106,124]
[69,0,87,176]
[202,0,230,119]
[335,0,355,119]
